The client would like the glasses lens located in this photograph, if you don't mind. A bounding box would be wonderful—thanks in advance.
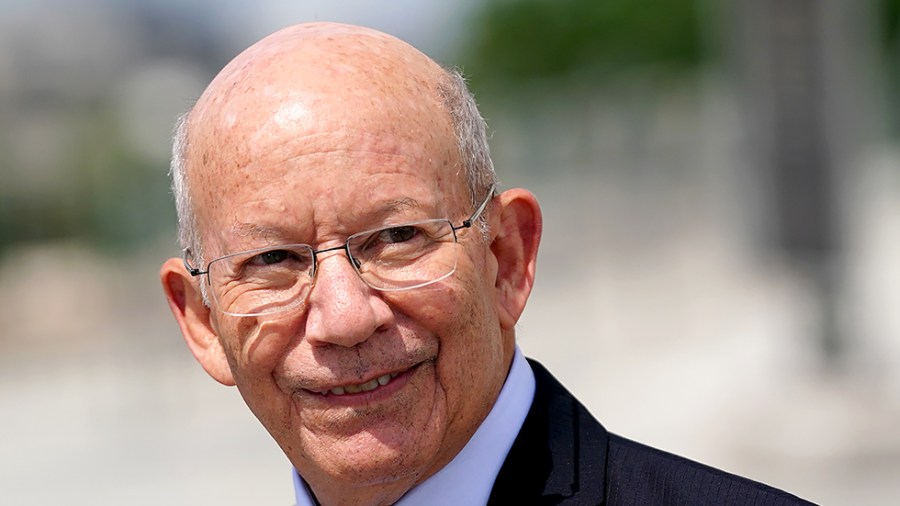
[207,245,315,316]
[348,219,458,290]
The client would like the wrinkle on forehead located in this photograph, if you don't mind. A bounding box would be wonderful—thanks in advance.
[210,194,431,258]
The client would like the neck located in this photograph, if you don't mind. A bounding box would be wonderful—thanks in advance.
[306,475,415,506]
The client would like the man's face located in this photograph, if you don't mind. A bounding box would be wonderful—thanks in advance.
[185,82,512,496]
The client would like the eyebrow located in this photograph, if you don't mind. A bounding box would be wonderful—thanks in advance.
[232,221,285,242]
[380,197,420,215]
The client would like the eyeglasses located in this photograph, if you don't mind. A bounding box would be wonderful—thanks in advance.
[183,185,495,317]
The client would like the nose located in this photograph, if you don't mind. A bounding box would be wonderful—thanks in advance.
[303,249,393,348]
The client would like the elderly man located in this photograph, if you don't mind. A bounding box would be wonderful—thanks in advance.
[160,22,814,506]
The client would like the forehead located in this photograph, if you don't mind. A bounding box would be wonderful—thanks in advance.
[213,126,460,214]
[195,124,463,250]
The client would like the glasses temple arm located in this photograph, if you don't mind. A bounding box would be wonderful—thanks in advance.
[182,249,207,277]
[458,184,496,229]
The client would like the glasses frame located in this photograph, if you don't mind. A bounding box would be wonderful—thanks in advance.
[182,184,496,315]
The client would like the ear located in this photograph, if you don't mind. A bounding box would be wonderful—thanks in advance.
[489,188,542,330]
[160,257,235,386]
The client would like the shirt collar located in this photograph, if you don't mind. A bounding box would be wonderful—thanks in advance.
[293,346,536,506]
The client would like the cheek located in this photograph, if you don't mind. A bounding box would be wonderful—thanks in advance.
[218,316,304,434]
[218,313,304,381]
[386,283,478,339]
[395,279,501,382]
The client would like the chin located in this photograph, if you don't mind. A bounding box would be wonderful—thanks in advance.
[293,423,443,487]
[305,446,430,494]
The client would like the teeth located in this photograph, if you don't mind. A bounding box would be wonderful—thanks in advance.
[326,373,398,396]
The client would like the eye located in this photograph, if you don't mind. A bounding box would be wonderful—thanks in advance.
[350,221,449,260]
[237,247,314,277]
[378,225,418,244]
[353,225,424,258]
[249,249,292,266]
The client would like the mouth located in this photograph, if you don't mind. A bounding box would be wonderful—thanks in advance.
[321,371,402,396]
[294,361,429,407]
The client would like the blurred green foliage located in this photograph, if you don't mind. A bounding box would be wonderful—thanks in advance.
[881,0,900,48]
[878,0,900,137]
[462,0,708,92]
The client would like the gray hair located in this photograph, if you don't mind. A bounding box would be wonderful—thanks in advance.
[438,67,498,211]
[170,112,198,258]
[169,66,497,265]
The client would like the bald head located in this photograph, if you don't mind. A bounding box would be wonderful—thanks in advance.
[191,24,448,157]
[171,23,495,260]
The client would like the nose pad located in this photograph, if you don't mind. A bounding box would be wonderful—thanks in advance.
[312,247,363,286]
[309,248,363,293]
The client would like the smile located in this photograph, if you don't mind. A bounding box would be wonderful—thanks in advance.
[323,372,401,396]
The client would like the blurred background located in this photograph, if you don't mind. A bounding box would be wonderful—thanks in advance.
[2,0,899,504]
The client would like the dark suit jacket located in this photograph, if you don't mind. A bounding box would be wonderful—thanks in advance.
[488,360,818,505]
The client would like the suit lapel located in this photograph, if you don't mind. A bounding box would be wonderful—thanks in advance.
[488,359,609,505]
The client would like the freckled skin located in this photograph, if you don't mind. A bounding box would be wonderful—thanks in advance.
[161,23,542,506]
